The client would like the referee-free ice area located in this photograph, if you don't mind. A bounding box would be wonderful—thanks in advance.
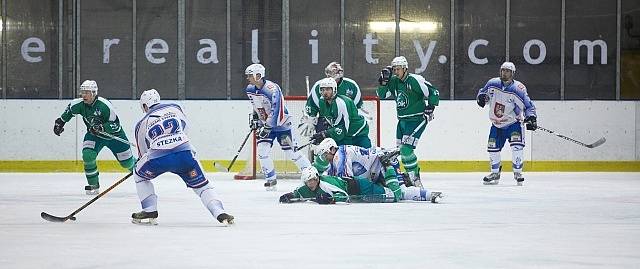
[1,172,639,269]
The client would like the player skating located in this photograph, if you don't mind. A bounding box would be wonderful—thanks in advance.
[131,89,234,225]
[279,167,443,204]
[476,62,537,186]
[376,56,440,188]
[53,80,136,195]
[245,63,311,190]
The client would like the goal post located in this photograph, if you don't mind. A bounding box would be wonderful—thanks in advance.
[234,95,381,180]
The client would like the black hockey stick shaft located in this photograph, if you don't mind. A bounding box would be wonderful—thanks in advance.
[41,172,133,222]
[226,129,254,171]
[536,126,605,148]
[295,141,313,152]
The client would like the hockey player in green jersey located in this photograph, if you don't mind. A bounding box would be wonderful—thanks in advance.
[301,62,371,136]
[376,56,440,189]
[53,80,136,195]
[278,166,443,204]
[310,78,371,148]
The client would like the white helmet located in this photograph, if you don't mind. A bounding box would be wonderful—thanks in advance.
[391,56,408,68]
[139,89,161,112]
[301,166,320,183]
[245,63,266,80]
[500,62,516,73]
[315,137,338,156]
[324,62,344,80]
[318,77,338,98]
[79,80,98,95]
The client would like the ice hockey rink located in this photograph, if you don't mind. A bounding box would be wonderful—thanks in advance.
[1,172,639,269]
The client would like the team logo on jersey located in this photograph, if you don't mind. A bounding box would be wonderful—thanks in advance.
[93,110,101,117]
[189,169,198,178]
[494,102,505,118]
[396,93,409,110]
[346,89,353,97]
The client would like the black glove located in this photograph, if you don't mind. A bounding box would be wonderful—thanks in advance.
[89,124,104,136]
[315,192,335,205]
[424,105,435,122]
[249,112,261,130]
[378,66,393,86]
[477,93,488,108]
[524,116,537,131]
[53,118,65,136]
[257,125,272,139]
[311,131,327,145]
[279,192,295,203]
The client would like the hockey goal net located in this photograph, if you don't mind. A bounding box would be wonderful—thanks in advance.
[234,95,381,180]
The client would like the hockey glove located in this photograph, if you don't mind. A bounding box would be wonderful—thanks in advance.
[299,114,317,137]
[89,124,104,136]
[249,112,261,130]
[379,148,400,167]
[315,192,335,205]
[279,192,295,203]
[477,93,488,108]
[311,131,327,145]
[378,66,393,86]
[524,116,537,131]
[257,125,272,139]
[53,118,65,136]
[424,105,436,122]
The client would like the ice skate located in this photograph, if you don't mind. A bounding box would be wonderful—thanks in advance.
[217,213,235,225]
[264,179,277,191]
[131,210,158,225]
[428,191,444,203]
[84,185,99,195]
[514,172,525,186]
[483,172,500,185]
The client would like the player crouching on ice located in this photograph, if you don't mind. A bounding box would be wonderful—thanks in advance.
[279,167,443,204]
[131,89,234,225]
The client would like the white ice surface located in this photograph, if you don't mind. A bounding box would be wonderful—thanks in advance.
[1,172,639,269]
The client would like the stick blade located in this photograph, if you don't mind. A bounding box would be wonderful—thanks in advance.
[587,137,606,148]
[213,162,229,172]
[41,212,75,222]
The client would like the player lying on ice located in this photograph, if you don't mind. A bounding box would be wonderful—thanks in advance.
[278,166,443,204]
[312,137,417,188]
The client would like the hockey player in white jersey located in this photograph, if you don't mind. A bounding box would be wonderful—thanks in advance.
[131,89,234,225]
[476,62,537,186]
[245,63,311,190]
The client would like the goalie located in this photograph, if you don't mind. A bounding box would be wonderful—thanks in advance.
[278,167,443,204]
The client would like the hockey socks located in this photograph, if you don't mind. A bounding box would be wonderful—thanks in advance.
[135,179,158,212]
[399,145,419,176]
[82,148,100,187]
[193,183,229,222]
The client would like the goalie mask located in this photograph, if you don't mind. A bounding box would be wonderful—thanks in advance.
[324,62,344,80]
[318,77,338,99]
[139,89,161,112]
[245,63,266,81]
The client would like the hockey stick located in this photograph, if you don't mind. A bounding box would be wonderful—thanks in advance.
[98,131,137,147]
[536,126,606,149]
[286,193,391,203]
[41,172,134,223]
[295,141,313,152]
[213,129,253,172]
